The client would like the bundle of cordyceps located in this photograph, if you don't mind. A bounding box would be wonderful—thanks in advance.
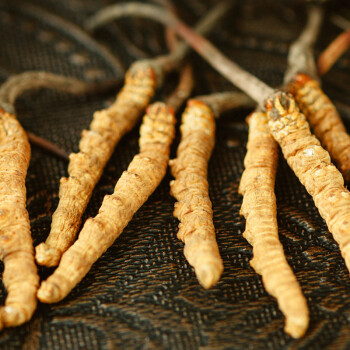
[0,0,349,340]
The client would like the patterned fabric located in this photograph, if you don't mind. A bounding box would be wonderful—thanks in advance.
[0,0,349,348]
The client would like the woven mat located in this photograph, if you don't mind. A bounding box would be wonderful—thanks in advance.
[0,0,350,349]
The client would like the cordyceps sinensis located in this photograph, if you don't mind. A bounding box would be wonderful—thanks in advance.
[265,90,350,272]
[35,65,157,268]
[239,110,309,339]
[0,107,37,330]
[121,3,350,337]
[35,1,231,268]
[170,101,221,289]
[0,70,121,330]
[289,73,350,182]
[169,92,254,289]
[37,64,194,304]
[284,7,350,183]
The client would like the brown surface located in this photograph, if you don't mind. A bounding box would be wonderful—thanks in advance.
[0,0,349,349]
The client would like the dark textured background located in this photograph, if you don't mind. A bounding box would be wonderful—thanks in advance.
[0,0,350,349]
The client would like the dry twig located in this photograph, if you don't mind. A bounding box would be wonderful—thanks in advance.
[324,16,350,76]
[25,132,69,161]
[18,2,124,74]
[318,30,350,75]
[86,2,270,107]
[196,92,255,117]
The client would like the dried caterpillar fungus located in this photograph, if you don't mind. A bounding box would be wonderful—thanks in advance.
[35,64,157,267]
[37,102,175,303]
[35,0,228,267]
[0,110,39,328]
[266,92,350,273]
[289,73,350,183]
[169,100,223,289]
[239,111,309,339]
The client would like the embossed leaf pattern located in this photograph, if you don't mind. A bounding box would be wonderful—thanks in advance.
[0,0,349,349]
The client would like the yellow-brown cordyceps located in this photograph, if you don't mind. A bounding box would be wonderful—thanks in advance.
[266,92,350,275]
[0,109,39,329]
[169,100,223,289]
[36,1,230,267]
[289,73,350,183]
[35,64,157,267]
[37,102,175,303]
[239,111,309,338]
[126,3,350,338]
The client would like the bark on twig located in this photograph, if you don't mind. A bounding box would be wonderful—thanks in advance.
[197,92,255,117]
[86,1,272,106]
[284,6,324,85]
[318,30,350,75]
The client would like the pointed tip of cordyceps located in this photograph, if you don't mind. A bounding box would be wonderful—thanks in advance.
[195,262,223,289]
[37,281,61,304]
[35,243,61,267]
[284,313,309,339]
[1,305,27,328]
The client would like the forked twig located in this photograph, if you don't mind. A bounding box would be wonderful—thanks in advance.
[86,2,233,76]
[1,3,126,162]
[86,2,272,106]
